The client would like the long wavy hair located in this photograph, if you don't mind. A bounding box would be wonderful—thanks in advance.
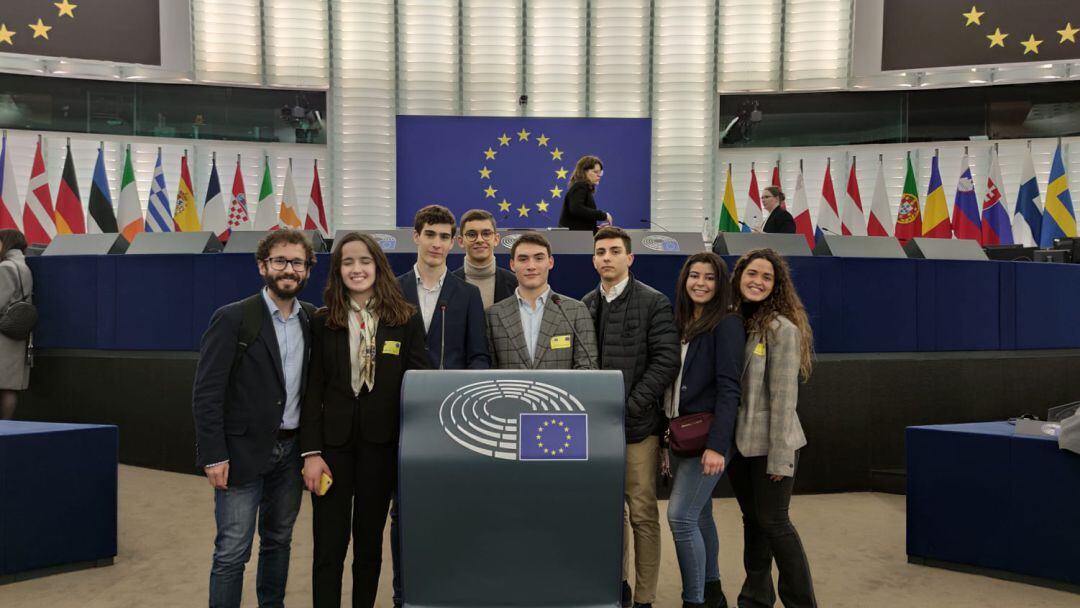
[732,248,814,380]
[568,155,603,191]
[322,232,415,330]
[674,252,735,343]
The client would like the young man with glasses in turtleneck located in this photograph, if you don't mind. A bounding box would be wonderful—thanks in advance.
[452,208,518,309]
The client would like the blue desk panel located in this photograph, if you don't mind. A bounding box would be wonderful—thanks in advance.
[26,254,1080,353]
[907,422,1080,586]
[0,421,118,575]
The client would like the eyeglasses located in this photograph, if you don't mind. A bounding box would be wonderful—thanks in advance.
[265,257,309,271]
[463,230,496,242]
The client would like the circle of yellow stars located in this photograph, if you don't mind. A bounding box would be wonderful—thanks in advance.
[535,419,573,456]
[0,1,78,46]
[961,5,1078,55]
[478,128,568,218]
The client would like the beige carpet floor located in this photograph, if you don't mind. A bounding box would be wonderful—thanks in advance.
[0,465,1074,607]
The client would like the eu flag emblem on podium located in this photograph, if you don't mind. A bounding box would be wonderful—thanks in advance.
[397,116,651,229]
[519,413,588,461]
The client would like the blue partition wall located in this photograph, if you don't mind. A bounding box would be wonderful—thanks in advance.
[27,253,1080,353]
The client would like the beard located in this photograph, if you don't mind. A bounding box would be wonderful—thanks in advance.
[264,271,306,299]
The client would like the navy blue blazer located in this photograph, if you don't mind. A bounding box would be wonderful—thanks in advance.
[192,294,312,486]
[397,269,491,369]
[674,314,746,455]
[451,264,518,306]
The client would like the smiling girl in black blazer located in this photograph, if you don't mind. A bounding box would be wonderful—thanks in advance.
[300,232,429,608]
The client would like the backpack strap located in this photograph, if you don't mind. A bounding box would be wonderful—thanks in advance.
[231,293,267,380]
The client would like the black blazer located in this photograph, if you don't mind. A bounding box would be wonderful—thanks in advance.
[558,181,607,231]
[674,314,746,455]
[397,270,491,370]
[300,311,429,452]
[451,264,518,306]
[192,294,313,486]
[762,208,797,234]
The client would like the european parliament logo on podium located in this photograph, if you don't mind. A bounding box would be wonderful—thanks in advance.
[438,379,589,462]
[402,370,625,608]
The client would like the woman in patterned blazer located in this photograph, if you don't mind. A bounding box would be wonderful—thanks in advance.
[728,249,817,608]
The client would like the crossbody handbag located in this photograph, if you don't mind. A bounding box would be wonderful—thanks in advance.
[0,264,37,341]
[667,330,760,457]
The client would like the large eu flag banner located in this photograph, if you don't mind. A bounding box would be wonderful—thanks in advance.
[883,0,1080,70]
[397,116,651,229]
[0,0,160,65]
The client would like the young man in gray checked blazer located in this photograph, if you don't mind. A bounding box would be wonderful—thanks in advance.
[486,232,598,370]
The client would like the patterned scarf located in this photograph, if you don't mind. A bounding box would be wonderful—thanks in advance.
[348,298,379,395]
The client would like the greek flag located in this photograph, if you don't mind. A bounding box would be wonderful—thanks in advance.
[145,150,173,233]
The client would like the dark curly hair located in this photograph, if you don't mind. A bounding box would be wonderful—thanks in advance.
[732,248,814,380]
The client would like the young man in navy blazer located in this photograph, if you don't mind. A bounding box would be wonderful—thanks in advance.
[192,230,316,608]
[394,204,490,606]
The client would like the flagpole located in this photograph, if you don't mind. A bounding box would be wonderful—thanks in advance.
[237,153,241,165]
[212,150,216,165]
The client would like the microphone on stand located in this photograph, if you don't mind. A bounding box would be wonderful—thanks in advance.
[819,226,839,236]
[640,219,672,232]
[550,295,597,370]
[438,302,447,370]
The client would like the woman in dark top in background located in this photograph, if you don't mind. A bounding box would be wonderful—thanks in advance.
[300,232,429,608]
[664,251,746,608]
[559,155,612,232]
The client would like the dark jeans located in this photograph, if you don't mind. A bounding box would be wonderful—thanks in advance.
[726,450,816,608]
[311,438,397,608]
[209,436,303,608]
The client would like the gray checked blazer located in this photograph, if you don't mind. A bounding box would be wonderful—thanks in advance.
[734,314,807,477]
[485,290,598,370]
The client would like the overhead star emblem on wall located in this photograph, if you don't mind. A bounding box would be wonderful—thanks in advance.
[0,1,77,46]
[477,129,569,220]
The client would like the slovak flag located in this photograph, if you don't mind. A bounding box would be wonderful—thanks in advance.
[981,147,1012,246]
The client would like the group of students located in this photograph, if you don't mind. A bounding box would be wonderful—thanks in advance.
[192,203,818,608]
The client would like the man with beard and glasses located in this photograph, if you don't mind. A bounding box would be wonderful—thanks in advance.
[193,229,317,608]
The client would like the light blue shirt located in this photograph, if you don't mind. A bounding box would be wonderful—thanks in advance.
[262,288,304,430]
[516,287,550,362]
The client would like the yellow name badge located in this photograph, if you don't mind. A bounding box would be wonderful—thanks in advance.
[382,341,401,356]
[550,335,572,350]
[754,343,766,357]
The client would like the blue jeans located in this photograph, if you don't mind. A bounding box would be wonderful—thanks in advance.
[209,437,303,608]
[667,452,724,604]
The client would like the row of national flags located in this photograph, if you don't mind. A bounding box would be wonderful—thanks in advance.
[718,142,1077,249]
[0,135,329,246]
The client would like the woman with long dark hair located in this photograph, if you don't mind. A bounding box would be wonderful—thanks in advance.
[300,232,429,608]
[558,155,612,231]
[728,248,816,608]
[664,252,745,608]
[0,229,31,420]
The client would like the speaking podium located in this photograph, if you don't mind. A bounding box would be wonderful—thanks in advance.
[400,370,626,608]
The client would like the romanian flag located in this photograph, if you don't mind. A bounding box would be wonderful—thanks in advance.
[1040,142,1077,247]
[717,165,740,232]
[174,154,200,232]
[922,154,951,239]
[894,155,921,244]
[54,144,85,235]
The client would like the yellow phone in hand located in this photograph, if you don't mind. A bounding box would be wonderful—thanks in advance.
[318,472,333,496]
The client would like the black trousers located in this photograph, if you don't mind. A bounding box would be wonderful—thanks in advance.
[311,437,397,608]
[726,450,817,608]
